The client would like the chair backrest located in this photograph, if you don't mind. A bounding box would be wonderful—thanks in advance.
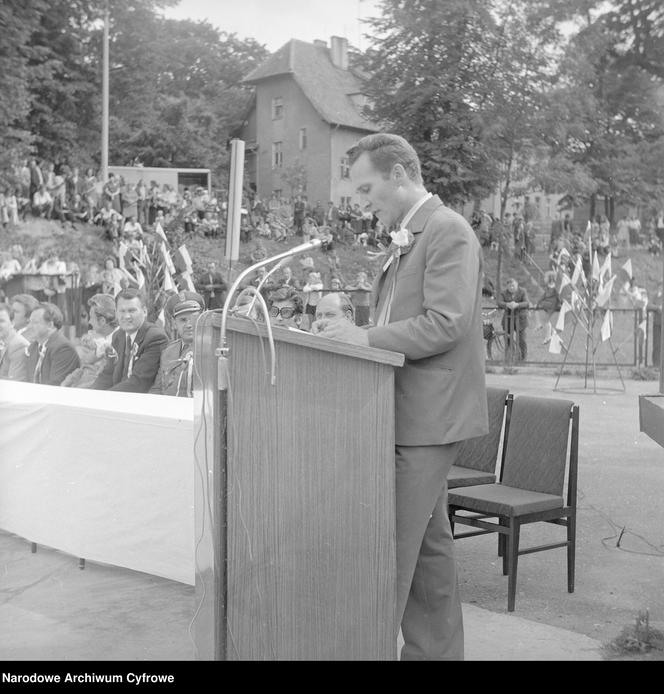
[454,387,511,473]
[500,395,575,496]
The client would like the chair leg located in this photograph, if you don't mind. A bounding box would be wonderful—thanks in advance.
[498,517,507,558]
[507,521,521,612]
[567,515,576,593]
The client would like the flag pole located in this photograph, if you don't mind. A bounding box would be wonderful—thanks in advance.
[101,0,109,183]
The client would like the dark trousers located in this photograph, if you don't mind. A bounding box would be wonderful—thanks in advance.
[396,443,464,660]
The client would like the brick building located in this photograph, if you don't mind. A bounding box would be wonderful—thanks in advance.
[239,36,380,207]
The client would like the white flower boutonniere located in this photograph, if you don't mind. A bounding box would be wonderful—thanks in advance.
[383,227,415,271]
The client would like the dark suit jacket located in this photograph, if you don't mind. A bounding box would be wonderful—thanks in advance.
[91,321,168,392]
[367,195,488,446]
[497,287,530,329]
[0,331,30,382]
[26,331,80,386]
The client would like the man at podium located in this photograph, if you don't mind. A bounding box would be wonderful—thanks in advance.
[321,133,488,661]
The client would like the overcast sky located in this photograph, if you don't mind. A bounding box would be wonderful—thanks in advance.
[163,0,382,52]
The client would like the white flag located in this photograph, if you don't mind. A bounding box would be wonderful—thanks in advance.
[621,258,633,279]
[559,274,572,290]
[599,252,612,282]
[160,242,176,273]
[181,270,196,291]
[592,251,600,281]
[556,300,571,331]
[571,256,583,285]
[548,331,563,354]
[155,222,168,243]
[163,265,174,292]
[601,310,612,341]
[595,275,616,308]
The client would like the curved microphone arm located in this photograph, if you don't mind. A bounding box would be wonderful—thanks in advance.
[218,238,322,355]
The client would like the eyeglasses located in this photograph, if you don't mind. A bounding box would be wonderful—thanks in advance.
[268,305,296,319]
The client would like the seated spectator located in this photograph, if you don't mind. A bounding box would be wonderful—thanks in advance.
[231,287,263,321]
[151,291,204,397]
[278,264,300,290]
[344,270,372,326]
[0,302,30,382]
[38,251,67,275]
[24,302,80,385]
[251,266,278,300]
[267,286,304,330]
[94,200,123,240]
[66,194,91,226]
[32,184,53,218]
[9,293,39,337]
[101,256,125,297]
[122,215,143,240]
[0,252,22,281]
[250,239,268,264]
[86,292,119,354]
[60,331,107,388]
[310,291,355,334]
[89,288,168,392]
[200,210,219,237]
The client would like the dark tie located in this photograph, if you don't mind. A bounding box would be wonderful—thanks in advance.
[122,334,132,378]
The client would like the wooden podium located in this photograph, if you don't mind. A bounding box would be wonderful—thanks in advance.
[192,313,404,660]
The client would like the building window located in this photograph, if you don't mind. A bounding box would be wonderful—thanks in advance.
[340,157,350,179]
[272,96,283,120]
[272,142,283,168]
[299,127,307,150]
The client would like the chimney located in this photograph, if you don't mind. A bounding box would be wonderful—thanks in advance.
[329,35,348,70]
[313,39,327,49]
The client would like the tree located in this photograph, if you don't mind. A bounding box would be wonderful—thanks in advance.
[358,0,504,205]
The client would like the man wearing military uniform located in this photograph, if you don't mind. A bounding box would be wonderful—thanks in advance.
[151,291,204,397]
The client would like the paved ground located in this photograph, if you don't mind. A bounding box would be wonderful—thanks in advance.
[1,368,662,661]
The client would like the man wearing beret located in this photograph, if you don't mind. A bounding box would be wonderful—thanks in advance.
[90,288,168,392]
[151,291,204,397]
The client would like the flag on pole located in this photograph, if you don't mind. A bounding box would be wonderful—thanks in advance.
[592,251,600,281]
[571,256,583,285]
[548,331,563,354]
[155,222,168,244]
[556,300,571,332]
[621,258,633,279]
[173,245,193,274]
[160,242,175,274]
[559,274,572,290]
[180,270,196,292]
[595,275,616,308]
[601,309,612,341]
[163,266,174,292]
[599,252,612,282]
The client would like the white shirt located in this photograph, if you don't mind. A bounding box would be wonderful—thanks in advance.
[399,192,433,230]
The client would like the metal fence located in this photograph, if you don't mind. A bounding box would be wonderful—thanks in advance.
[482,306,659,368]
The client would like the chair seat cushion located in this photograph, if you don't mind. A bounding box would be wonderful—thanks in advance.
[448,483,564,517]
[448,465,496,488]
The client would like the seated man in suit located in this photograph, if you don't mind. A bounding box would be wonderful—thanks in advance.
[151,291,204,397]
[9,293,39,338]
[89,288,168,392]
[0,302,30,381]
[25,302,80,385]
[310,291,355,334]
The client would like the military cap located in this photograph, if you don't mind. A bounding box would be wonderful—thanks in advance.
[165,291,205,318]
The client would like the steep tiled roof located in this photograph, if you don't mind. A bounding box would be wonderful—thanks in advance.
[243,39,380,133]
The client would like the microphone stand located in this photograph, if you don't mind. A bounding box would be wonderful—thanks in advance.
[216,238,322,390]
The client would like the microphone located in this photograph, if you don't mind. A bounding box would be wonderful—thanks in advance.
[218,238,323,358]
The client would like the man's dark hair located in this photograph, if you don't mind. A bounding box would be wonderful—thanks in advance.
[347,133,422,183]
[36,302,64,329]
[10,293,39,318]
[268,286,303,314]
[116,287,147,308]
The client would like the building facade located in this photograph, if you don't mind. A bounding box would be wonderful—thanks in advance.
[239,36,380,207]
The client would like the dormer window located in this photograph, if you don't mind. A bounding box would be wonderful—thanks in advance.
[272,96,284,120]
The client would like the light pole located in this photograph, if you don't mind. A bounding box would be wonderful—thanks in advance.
[101,0,109,183]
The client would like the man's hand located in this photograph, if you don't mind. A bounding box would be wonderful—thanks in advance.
[318,319,370,346]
